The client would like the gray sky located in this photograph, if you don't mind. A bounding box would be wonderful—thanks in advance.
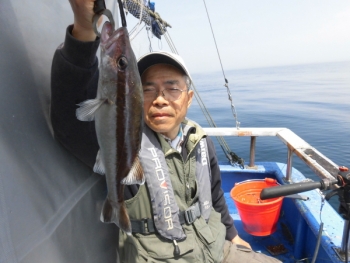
[120,0,350,74]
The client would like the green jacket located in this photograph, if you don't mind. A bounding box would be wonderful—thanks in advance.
[119,119,226,263]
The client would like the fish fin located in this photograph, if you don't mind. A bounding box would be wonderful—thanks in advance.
[93,150,105,175]
[119,204,132,236]
[100,198,131,235]
[76,99,105,121]
[100,198,116,224]
[121,156,145,185]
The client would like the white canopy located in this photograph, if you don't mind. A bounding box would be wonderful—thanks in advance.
[0,1,118,262]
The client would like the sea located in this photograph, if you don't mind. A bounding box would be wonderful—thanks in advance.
[187,60,350,210]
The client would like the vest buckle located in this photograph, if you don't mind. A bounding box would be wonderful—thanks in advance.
[184,208,195,224]
[142,218,149,233]
[130,218,155,234]
[184,203,200,224]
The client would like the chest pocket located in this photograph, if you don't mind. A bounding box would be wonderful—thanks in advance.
[135,233,196,262]
[193,209,226,263]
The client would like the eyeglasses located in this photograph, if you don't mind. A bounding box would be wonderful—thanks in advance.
[143,87,188,102]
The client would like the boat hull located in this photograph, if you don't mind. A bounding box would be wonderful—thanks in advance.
[221,161,344,263]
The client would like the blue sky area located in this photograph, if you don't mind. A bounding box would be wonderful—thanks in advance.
[116,1,350,73]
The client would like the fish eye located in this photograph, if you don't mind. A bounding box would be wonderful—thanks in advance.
[117,56,128,70]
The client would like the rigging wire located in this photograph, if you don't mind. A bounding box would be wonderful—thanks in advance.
[155,1,243,167]
[164,31,178,54]
[155,20,177,54]
[202,0,240,130]
[129,23,146,41]
[129,0,144,40]
[146,26,153,52]
[124,0,146,41]
[126,0,244,167]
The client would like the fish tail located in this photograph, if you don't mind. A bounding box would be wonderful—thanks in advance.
[100,198,132,235]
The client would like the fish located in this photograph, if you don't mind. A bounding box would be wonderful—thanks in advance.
[76,20,144,235]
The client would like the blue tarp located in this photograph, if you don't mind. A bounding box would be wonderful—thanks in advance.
[0,1,118,262]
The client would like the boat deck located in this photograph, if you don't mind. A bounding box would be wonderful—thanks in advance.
[221,162,344,263]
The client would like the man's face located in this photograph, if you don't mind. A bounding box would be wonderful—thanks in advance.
[141,64,194,139]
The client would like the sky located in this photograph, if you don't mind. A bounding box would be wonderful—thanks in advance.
[110,0,350,74]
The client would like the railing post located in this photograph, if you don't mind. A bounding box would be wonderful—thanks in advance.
[333,220,350,261]
[285,147,293,182]
[249,136,256,168]
[341,220,350,252]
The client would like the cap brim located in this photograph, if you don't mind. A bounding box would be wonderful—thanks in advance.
[137,51,192,81]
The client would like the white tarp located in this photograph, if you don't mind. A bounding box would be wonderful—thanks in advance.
[0,1,118,262]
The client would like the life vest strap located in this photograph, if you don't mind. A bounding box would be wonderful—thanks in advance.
[131,202,201,234]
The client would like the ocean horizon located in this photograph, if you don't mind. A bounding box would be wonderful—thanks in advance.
[187,60,350,209]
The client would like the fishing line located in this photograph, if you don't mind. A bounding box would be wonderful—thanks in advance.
[159,31,243,165]
[155,20,177,54]
[191,87,241,166]
[129,22,139,35]
[146,26,153,52]
[164,31,178,54]
[310,193,325,263]
[129,24,146,41]
[131,0,143,39]
[126,0,244,166]
[128,0,145,40]
[202,0,225,80]
[158,38,162,50]
[138,0,143,25]
[202,0,240,130]
[163,32,175,53]
[122,0,128,14]
[344,209,350,262]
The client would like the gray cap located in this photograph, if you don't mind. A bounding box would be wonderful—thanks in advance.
[137,51,192,82]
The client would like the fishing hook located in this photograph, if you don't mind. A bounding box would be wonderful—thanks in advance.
[92,0,116,37]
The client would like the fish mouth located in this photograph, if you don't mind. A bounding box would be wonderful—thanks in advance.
[104,27,128,50]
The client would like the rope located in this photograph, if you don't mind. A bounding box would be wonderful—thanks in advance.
[199,0,243,167]
[138,0,143,25]
[146,26,153,52]
[123,0,171,28]
[129,21,140,35]
[164,31,178,54]
[154,19,177,54]
[202,0,240,130]
[202,0,226,83]
[192,81,244,167]
[129,24,146,42]
[130,0,143,40]
[127,0,244,167]
[125,0,144,41]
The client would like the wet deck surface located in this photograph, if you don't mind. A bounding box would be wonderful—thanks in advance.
[226,193,299,262]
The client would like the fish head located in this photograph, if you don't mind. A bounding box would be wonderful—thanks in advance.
[99,22,142,103]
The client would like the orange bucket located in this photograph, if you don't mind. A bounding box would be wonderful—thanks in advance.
[230,178,283,236]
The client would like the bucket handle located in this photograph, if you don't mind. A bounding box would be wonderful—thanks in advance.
[234,178,280,186]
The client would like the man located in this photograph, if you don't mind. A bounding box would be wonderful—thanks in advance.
[50,1,282,262]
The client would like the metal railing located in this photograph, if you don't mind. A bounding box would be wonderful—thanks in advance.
[203,127,340,182]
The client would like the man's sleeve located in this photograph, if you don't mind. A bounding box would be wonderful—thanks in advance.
[206,136,238,240]
[50,25,100,168]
